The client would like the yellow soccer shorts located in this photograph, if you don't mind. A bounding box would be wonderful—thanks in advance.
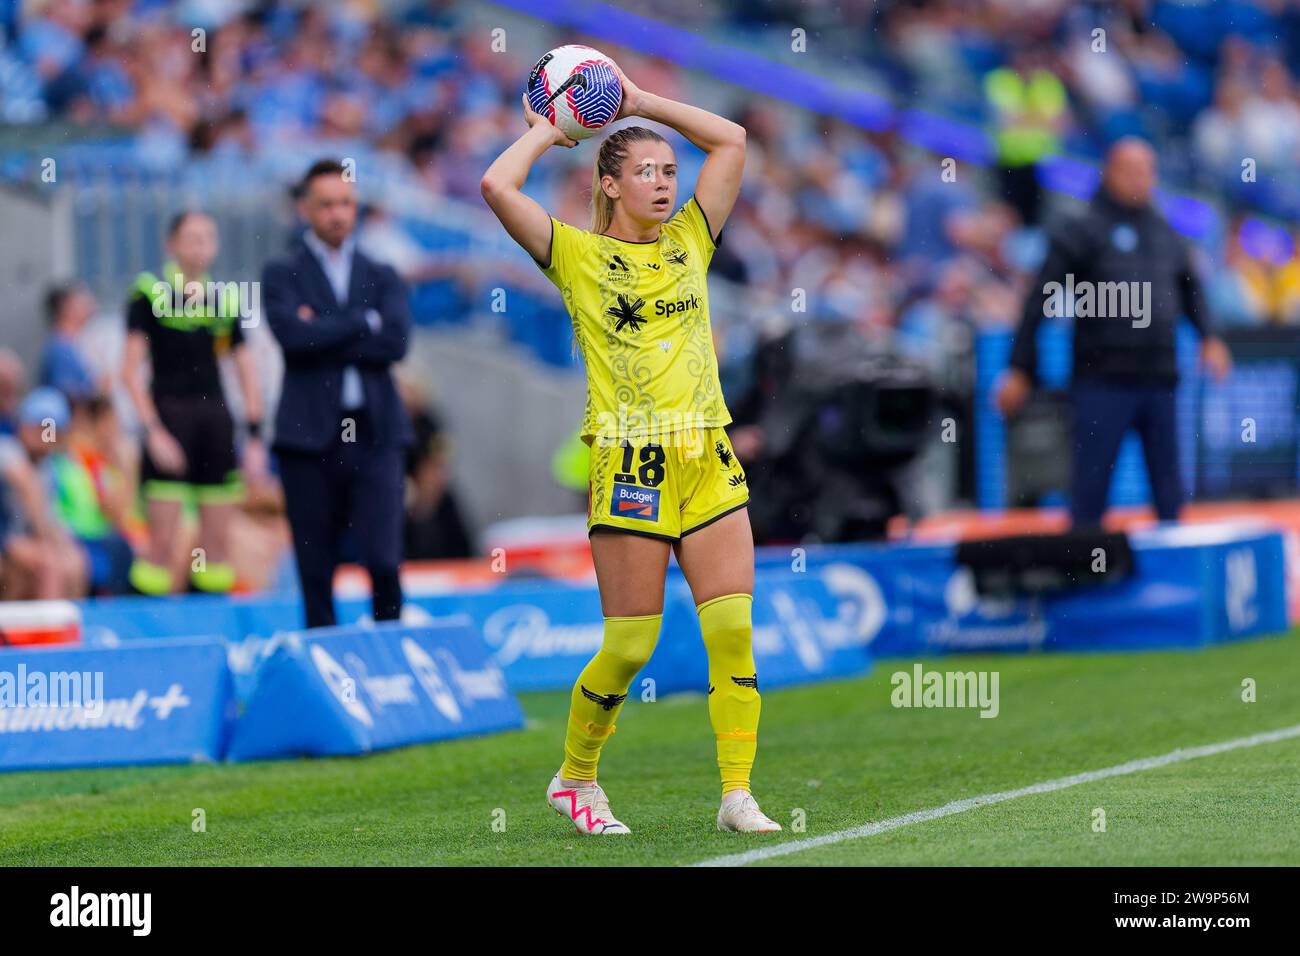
[587,426,749,542]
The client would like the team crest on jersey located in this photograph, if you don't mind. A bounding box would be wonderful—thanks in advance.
[664,242,689,267]
[606,294,646,333]
[605,253,636,286]
[610,483,660,521]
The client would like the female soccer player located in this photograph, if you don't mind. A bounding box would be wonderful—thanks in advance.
[481,62,779,834]
[121,211,266,595]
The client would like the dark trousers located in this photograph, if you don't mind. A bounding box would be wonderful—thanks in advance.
[277,412,406,628]
[1070,379,1183,528]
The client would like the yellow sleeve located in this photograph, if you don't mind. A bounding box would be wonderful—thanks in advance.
[537,216,590,287]
[669,195,720,267]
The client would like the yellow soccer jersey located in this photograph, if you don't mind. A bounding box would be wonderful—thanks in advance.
[536,195,732,446]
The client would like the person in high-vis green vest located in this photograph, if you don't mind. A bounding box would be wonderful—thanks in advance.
[550,426,590,497]
[50,396,137,594]
[984,52,1068,225]
[120,211,267,595]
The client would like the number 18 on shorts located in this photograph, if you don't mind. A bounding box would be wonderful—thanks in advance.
[587,426,749,542]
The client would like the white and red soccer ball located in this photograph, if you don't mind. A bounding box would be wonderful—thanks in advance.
[526,45,623,142]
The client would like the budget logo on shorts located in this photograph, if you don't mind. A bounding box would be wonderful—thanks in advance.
[610,483,660,521]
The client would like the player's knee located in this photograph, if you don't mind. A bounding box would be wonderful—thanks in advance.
[697,592,754,659]
[602,613,661,672]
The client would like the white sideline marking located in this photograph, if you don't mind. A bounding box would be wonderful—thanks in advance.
[693,722,1300,867]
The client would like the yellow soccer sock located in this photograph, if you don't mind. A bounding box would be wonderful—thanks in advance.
[699,592,760,795]
[561,612,661,781]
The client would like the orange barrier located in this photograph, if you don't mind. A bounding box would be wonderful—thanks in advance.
[0,601,82,646]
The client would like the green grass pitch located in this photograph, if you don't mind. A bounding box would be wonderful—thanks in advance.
[1,633,1297,866]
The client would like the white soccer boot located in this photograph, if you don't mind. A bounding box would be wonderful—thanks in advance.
[716,789,783,832]
[546,770,631,835]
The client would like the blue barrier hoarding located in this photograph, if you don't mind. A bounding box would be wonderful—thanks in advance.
[0,638,233,772]
[401,584,611,693]
[398,570,876,695]
[759,526,1289,655]
[650,570,879,693]
[750,567,877,687]
[80,593,244,644]
[72,526,1290,698]
[1046,523,1288,651]
[226,618,524,761]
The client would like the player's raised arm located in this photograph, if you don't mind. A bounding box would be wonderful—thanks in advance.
[479,95,577,267]
[609,62,745,241]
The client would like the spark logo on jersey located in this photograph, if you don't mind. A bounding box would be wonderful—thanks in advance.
[610,483,660,521]
[655,294,701,318]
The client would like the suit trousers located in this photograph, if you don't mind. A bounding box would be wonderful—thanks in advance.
[277,409,405,628]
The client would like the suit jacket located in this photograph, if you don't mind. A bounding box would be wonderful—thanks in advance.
[263,237,414,453]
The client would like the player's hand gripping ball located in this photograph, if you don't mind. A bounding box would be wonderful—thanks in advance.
[526,45,623,142]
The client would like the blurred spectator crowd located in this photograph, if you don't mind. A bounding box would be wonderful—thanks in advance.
[5,0,1300,584]
[7,0,1300,341]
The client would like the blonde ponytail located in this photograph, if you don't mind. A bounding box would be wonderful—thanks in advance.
[591,161,614,236]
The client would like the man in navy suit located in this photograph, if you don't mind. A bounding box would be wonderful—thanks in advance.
[263,159,413,627]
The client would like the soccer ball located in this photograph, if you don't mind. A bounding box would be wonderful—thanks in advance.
[526,45,623,142]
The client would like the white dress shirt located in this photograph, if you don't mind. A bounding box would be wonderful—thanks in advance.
[302,229,368,410]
